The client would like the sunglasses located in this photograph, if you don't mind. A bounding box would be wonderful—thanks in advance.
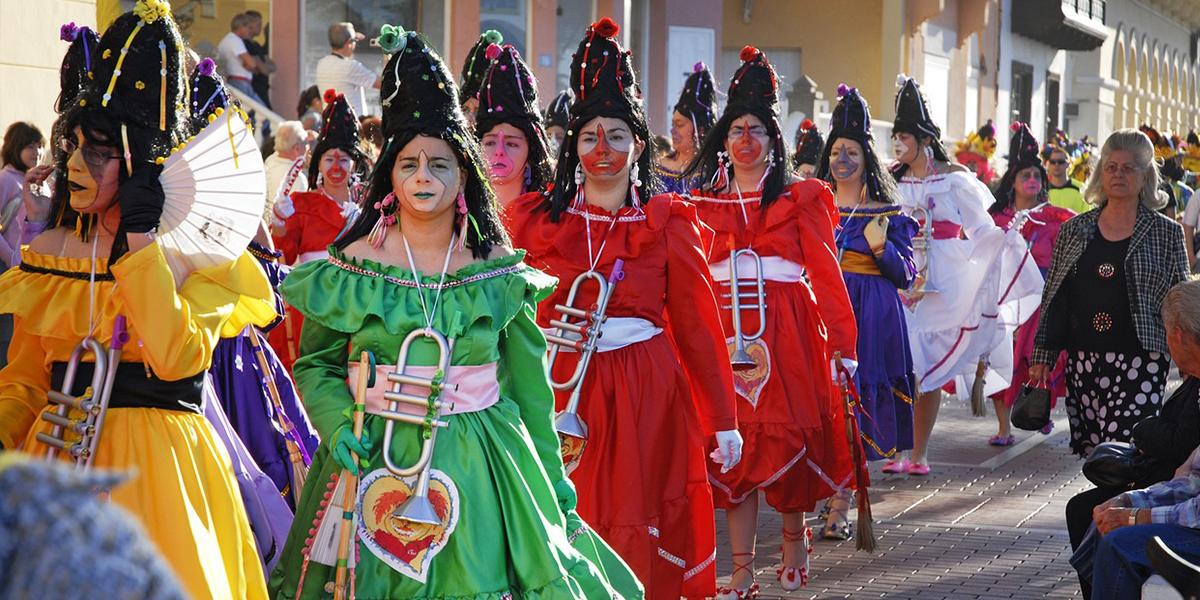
[1047,159,1068,166]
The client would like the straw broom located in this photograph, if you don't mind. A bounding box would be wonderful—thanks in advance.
[248,330,310,495]
[834,351,877,553]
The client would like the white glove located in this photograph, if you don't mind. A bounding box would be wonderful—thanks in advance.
[830,357,858,384]
[274,194,296,219]
[710,429,744,473]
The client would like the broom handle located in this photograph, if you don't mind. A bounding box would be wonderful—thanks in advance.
[248,330,304,450]
[333,351,371,600]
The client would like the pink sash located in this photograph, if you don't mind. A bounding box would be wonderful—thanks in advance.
[346,361,500,418]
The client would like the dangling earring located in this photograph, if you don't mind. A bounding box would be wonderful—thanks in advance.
[572,162,587,210]
[859,182,868,203]
[368,192,399,249]
[524,164,532,189]
[455,191,470,251]
[629,161,644,211]
[755,148,775,191]
[709,150,731,191]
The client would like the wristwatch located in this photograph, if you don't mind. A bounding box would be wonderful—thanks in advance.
[1129,508,1140,526]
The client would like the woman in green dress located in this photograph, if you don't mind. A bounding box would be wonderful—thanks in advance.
[268,27,641,600]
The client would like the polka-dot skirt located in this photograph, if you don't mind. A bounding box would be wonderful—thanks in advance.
[1064,350,1169,458]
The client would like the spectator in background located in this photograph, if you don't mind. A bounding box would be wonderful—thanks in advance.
[243,10,275,110]
[0,122,44,268]
[1183,187,1200,269]
[217,13,266,105]
[296,85,323,131]
[358,115,383,161]
[1045,145,1091,214]
[263,121,314,226]
[314,22,380,118]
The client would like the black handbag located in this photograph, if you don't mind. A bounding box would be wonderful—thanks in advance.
[1011,382,1051,431]
[1082,441,1163,489]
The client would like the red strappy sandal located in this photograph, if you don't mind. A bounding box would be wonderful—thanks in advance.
[715,551,760,600]
[776,526,811,591]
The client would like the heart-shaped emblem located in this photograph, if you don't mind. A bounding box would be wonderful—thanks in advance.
[356,468,460,583]
[560,434,587,475]
[728,337,771,408]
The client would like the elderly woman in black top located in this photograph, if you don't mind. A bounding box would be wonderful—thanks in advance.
[1031,129,1190,458]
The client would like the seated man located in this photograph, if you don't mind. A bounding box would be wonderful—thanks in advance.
[1090,280,1200,599]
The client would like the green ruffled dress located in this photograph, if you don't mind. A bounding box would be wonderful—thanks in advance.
[268,249,642,600]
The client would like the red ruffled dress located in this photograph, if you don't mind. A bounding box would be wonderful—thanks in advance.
[991,203,1075,406]
[507,192,738,600]
[268,190,358,371]
[683,180,858,513]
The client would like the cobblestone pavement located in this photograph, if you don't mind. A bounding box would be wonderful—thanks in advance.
[714,395,1094,599]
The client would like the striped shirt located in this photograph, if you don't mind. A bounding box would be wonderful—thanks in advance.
[1130,444,1200,528]
[315,53,376,117]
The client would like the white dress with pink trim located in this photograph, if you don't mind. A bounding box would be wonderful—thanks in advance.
[896,170,1042,394]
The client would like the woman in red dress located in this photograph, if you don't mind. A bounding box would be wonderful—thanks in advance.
[506,18,742,600]
[269,90,370,370]
[680,47,858,597]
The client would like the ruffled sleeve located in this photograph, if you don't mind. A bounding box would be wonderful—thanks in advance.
[112,242,276,380]
[663,199,738,434]
[0,317,49,449]
[950,173,1002,240]
[495,273,566,498]
[292,316,352,442]
[793,181,859,359]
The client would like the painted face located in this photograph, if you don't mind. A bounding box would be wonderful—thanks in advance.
[461,98,479,128]
[546,126,566,158]
[391,135,462,218]
[481,123,529,185]
[891,132,918,164]
[670,110,696,154]
[577,116,640,180]
[19,142,43,171]
[63,127,120,213]
[320,148,354,186]
[1016,166,1042,197]
[829,138,864,183]
[724,114,769,168]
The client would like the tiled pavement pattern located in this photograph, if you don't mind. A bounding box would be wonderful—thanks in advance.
[714,395,1100,599]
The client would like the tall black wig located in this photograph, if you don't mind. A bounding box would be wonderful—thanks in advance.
[890,74,952,179]
[816,84,897,204]
[541,18,660,222]
[334,27,507,259]
[50,2,189,259]
[684,46,791,208]
[473,44,553,194]
[307,89,372,190]
[989,122,1049,214]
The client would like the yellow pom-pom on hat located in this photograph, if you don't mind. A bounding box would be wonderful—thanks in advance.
[133,0,172,24]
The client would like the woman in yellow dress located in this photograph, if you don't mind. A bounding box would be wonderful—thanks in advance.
[0,3,273,598]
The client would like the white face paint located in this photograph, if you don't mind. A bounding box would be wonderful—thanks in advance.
[891,133,916,163]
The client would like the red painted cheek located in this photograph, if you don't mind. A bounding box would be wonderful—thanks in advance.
[326,164,348,184]
[580,135,629,177]
[732,136,762,163]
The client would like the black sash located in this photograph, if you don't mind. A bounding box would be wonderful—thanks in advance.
[50,362,205,415]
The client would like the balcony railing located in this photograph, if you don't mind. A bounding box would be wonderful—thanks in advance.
[1063,0,1106,23]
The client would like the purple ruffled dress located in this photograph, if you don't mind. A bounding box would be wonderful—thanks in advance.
[835,206,919,461]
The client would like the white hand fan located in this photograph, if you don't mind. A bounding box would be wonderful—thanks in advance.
[158,110,266,287]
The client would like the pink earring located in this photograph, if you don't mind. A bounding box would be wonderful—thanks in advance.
[456,191,469,251]
[367,192,399,249]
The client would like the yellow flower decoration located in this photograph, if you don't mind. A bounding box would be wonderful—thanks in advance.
[135,81,145,90]
[133,0,172,24]
[102,49,111,59]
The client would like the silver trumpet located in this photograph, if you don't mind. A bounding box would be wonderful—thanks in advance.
[545,259,626,446]
[723,236,767,371]
[906,201,941,297]
[380,327,458,526]
[37,316,128,469]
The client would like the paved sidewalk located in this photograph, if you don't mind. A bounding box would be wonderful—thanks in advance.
[714,395,1093,599]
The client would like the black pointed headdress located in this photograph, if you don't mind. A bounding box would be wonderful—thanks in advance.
[1007,121,1041,171]
[186,58,234,135]
[727,46,779,118]
[378,28,469,142]
[817,84,897,204]
[459,29,503,105]
[828,84,872,146]
[545,90,572,130]
[674,62,716,136]
[475,44,544,135]
[793,119,824,167]
[57,23,100,113]
[307,88,369,188]
[893,74,941,140]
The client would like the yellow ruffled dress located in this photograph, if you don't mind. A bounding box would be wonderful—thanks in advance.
[0,242,278,600]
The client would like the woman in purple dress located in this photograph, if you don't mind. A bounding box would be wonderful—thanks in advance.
[815,85,919,540]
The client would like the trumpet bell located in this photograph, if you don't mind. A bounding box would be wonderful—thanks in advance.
[554,411,588,440]
[730,348,757,371]
[391,495,443,526]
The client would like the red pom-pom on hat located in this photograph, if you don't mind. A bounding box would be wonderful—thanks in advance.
[740,46,759,62]
[1010,121,1022,133]
[323,89,339,104]
[593,17,619,38]
[485,43,503,60]
[800,118,815,130]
